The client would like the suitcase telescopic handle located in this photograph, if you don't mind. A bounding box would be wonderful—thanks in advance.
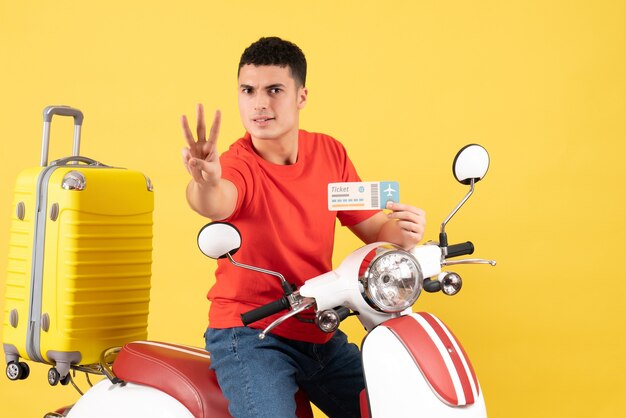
[41,105,85,167]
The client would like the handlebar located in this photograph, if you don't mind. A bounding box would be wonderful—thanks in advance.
[445,241,474,258]
[240,241,476,326]
[241,297,290,326]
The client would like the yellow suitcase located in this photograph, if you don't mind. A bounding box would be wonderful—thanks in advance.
[2,106,153,385]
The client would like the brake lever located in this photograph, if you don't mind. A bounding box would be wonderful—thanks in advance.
[258,297,316,340]
[442,258,496,266]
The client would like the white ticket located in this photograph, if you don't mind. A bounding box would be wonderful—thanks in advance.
[328,181,400,211]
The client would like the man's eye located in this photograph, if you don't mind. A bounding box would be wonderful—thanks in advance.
[269,88,281,94]
[242,88,252,94]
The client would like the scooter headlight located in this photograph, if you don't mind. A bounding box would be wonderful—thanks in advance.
[360,250,423,313]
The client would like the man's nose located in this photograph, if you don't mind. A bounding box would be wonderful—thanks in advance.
[254,93,269,110]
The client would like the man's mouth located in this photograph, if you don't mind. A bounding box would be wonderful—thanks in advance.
[253,116,275,123]
[252,116,275,127]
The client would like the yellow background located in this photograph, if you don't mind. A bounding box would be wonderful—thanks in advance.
[1,1,624,416]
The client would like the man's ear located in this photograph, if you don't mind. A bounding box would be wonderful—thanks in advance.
[297,87,308,109]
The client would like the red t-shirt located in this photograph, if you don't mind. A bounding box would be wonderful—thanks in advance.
[207,130,378,343]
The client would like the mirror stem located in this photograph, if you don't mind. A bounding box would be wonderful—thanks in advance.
[225,253,293,295]
[440,178,476,251]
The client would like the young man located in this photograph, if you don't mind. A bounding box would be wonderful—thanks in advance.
[182,37,426,418]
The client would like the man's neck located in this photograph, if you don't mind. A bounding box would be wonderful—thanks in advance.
[251,129,299,165]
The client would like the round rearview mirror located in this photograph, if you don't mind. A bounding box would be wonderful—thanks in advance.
[452,144,490,185]
[197,222,242,259]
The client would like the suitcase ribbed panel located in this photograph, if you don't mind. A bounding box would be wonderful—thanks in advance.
[39,167,153,366]
[58,216,152,336]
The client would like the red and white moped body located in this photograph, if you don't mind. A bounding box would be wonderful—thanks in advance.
[63,244,489,418]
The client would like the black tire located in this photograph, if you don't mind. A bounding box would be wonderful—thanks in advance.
[48,368,60,386]
[60,373,71,386]
[18,362,30,380]
[6,361,22,380]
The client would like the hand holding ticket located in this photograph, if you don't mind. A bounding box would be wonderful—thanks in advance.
[328,181,400,211]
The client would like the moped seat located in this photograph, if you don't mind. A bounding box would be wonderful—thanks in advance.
[112,340,314,418]
[113,341,231,418]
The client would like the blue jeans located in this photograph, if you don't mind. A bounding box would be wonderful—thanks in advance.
[204,327,364,418]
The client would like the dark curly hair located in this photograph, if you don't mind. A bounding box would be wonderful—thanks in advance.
[238,37,307,87]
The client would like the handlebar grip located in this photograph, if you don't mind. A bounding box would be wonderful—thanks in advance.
[423,278,442,292]
[446,241,474,258]
[335,306,351,321]
[241,297,290,326]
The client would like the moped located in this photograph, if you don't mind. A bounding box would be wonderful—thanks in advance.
[46,144,495,418]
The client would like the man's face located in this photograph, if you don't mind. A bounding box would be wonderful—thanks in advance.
[238,64,307,143]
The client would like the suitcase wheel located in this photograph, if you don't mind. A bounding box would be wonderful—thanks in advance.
[6,361,29,381]
[48,367,60,386]
[48,367,71,386]
[60,373,71,386]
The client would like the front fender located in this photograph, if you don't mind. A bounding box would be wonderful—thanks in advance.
[361,312,486,417]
